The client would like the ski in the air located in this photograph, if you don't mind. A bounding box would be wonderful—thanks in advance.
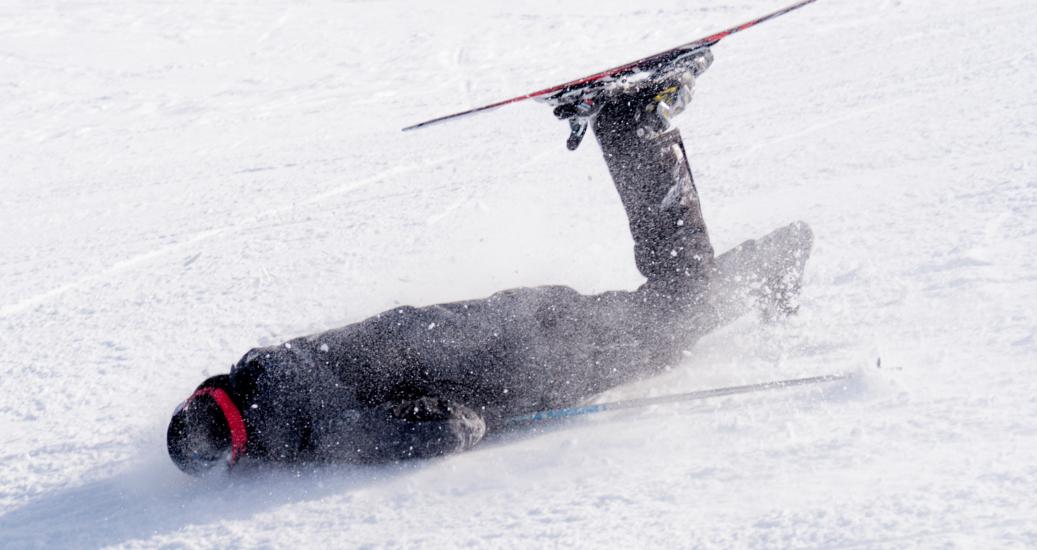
[402,0,818,135]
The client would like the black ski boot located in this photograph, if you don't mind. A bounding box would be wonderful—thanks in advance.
[553,48,713,150]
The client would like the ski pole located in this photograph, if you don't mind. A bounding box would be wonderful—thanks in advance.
[505,372,852,425]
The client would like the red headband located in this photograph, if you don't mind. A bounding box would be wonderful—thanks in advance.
[188,387,249,466]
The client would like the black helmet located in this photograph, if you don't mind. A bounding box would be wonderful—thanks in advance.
[167,375,247,475]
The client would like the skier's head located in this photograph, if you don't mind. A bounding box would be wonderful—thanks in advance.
[166,375,248,476]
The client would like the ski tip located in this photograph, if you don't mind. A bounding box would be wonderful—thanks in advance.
[401,112,472,132]
[402,119,438,132]
[402,113,459,132]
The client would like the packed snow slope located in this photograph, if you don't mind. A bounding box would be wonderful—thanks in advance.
[2,0,1035,547]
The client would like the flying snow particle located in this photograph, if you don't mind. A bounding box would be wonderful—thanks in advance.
[428,322,436,330]
[319,343,330,353]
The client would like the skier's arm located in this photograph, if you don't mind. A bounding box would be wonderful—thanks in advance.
[311,396,486,463]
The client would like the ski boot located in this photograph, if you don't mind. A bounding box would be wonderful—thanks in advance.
[745,221,814,322]
[549,48,713,150]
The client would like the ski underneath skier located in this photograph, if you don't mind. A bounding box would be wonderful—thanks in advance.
[167,49,813,475]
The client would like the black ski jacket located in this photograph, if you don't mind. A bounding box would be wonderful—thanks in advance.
[224,284,686,464]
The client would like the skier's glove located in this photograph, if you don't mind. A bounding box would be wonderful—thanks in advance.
[389,396,463,422]
[377,397,486,460]
[312,397,486,463]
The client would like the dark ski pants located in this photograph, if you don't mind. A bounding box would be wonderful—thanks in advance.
[592,100,813,334]
[594,100,716,315]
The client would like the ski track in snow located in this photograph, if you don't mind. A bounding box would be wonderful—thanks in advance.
[1,0,1036,548]
[0,156,456,318]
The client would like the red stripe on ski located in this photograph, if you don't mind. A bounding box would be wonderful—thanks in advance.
[403,0,818,132]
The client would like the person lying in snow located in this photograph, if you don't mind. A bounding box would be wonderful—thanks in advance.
[167,50,813,475]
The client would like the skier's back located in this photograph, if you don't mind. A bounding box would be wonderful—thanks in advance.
[166,50,813,474]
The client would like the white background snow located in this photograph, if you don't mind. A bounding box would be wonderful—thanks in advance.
[2,0,1035,547]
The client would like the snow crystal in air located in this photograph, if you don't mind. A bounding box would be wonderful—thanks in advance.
[319,343,330,353]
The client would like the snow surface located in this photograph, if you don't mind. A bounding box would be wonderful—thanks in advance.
[2,0,1036,547]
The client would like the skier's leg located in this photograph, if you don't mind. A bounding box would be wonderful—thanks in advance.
[593,92,714,302]
[590,77,813,335]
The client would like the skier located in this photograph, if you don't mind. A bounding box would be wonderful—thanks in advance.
[167,49,813,475]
